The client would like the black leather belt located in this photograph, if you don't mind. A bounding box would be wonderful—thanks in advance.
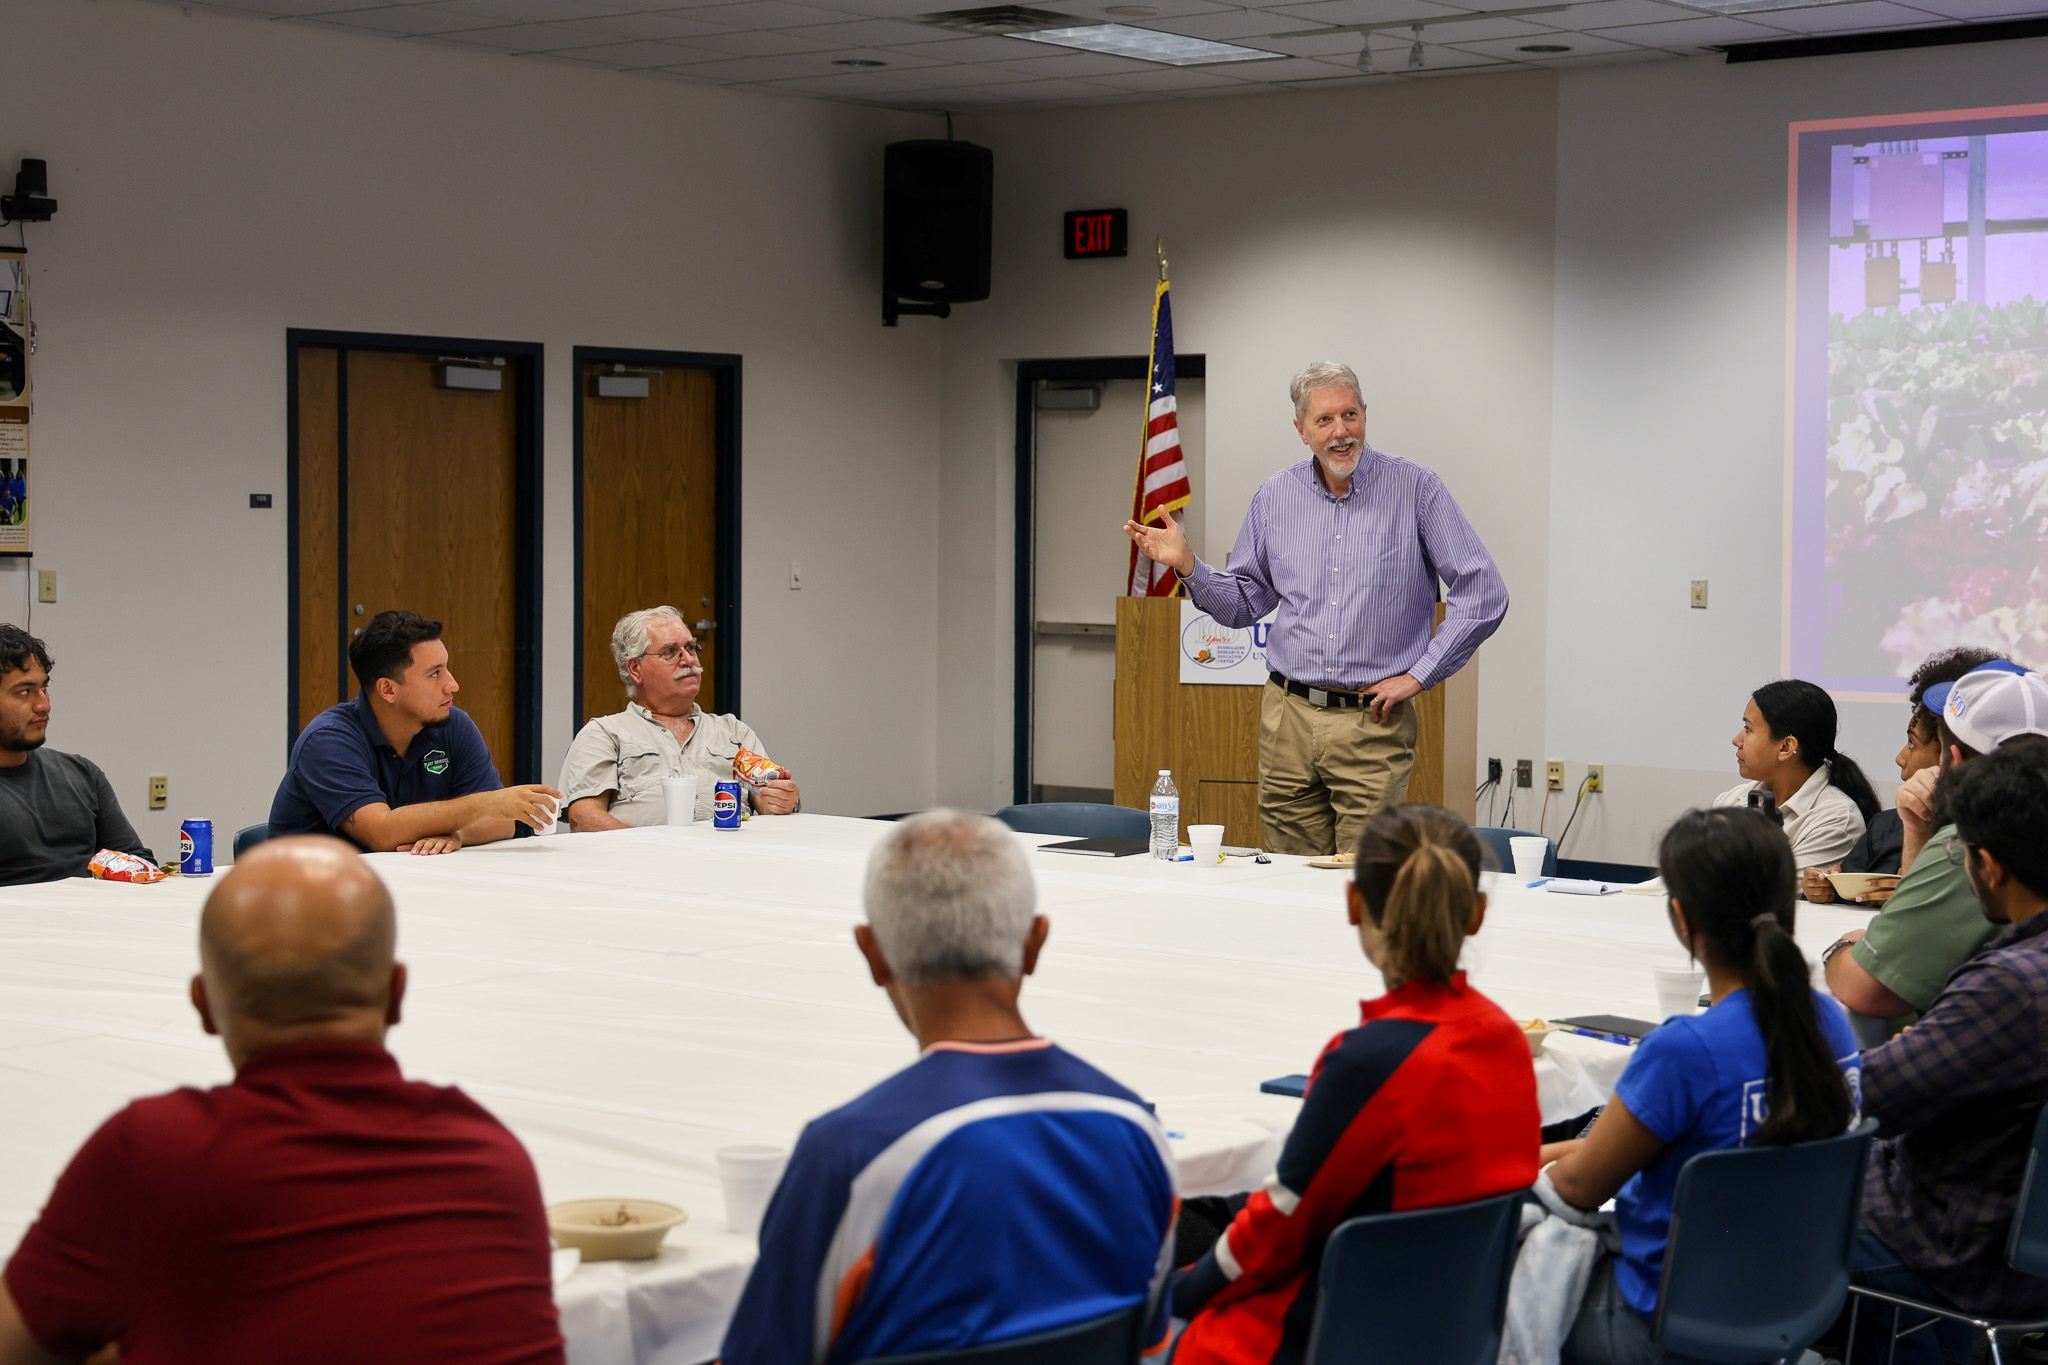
[1269,671,1375,709]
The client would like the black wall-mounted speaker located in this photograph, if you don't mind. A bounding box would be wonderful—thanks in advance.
[883,140,992,321]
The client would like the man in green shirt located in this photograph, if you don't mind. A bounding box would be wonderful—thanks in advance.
[1826,661,2045,1022]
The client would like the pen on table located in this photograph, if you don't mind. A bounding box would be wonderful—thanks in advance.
[1175,854,1193,862]
[1526,877,1553,890]
[1552,1024,1638,1047]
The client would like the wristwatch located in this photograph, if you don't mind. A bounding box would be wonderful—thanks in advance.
[1821,936,1855,967]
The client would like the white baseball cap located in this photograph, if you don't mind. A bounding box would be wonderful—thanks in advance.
[1923,661,2048,754]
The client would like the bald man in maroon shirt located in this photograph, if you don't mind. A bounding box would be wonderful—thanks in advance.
[0,837,564,1365]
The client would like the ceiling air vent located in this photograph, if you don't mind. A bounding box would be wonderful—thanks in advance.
[914,5,1077,34]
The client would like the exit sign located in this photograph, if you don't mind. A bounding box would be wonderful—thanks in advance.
[1064,208,1128,259]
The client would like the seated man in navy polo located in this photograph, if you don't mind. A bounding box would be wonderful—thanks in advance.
[268,610,559,855]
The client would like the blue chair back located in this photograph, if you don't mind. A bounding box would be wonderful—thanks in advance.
[1655,1119,1877,1361]
[1304,1190,1523,1365]
[1473,826,1558,878]
[2006,1106,2048,1278]
[233,823,270,859]
[852,1303,1144,1364]
[994,803,1149,842]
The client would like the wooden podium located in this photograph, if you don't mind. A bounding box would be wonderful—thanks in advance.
[1111,597,1477,848]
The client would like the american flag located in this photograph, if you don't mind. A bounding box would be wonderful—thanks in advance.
[1127,276,1191,596]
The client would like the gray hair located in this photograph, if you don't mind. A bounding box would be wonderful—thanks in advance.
[1289,361,1363,417]
[864,809,1038,989]
[610,605,684,699]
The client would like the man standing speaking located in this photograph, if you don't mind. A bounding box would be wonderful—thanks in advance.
[1125,362,1506,858]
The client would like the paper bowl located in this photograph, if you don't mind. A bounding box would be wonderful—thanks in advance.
[1521,1020,1554,1056]
[547,1199,686,1261]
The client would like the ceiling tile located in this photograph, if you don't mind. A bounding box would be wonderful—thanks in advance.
[776,15,956,42]
[1265,0,1467,27]
[1090,62,1267,84]
[1150,8,1328,36]
[1217,52,1354,75]
[776,42,956,65]
[1742,0,1951,26]
[1898,0,2046,16]
[1404,13,1554,37]
[757,68,937,91]
[650,53,823,78]
[879,59,1048,81]
[1534,0,1708,24]
[522,37,718,62]
[1542,41,1683,56]
[672,1,864,28]
[1588,12,1795,40]
[292,5,506,34]
[176,0,394,13]
[418,0,645,22]
[680,26,849,52]
[1448,27,1647,52]
[875,33,1053,58]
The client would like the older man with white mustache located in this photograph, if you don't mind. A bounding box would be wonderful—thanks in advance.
[558,606,800,831]
[1125,361,1506,859]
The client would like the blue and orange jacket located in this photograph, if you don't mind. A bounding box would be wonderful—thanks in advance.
[1172,973,1541,1365]
[720,1038,1178,1365]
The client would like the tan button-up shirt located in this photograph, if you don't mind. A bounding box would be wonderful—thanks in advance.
[1713,761,1868,871]
[557,703,770,826]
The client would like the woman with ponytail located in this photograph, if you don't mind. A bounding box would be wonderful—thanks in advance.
[1716,678,1879,872]
[1171,805,1539,1365]
[1546,807,1861,1364]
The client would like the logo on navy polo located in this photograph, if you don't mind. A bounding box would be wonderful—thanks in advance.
[423,750,449,775]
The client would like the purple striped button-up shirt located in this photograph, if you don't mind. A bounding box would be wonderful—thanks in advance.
[1184,448,1507,692]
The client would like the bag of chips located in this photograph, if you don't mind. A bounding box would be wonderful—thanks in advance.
[732,746,785,787]
[88,849,170,884]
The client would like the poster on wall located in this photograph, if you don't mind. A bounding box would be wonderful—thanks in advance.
[1178,599,1276,685]
[0,247,29,555]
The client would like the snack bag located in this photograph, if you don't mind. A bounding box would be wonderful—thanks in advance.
[88,849,170,884]
[732,746,785,787]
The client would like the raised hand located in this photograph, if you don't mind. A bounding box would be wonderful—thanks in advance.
[1122,512,1193,578]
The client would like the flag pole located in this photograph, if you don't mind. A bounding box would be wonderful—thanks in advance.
[1156,235,1168,283]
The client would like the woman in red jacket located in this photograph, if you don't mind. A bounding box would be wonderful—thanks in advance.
[1171,804,1542,1365]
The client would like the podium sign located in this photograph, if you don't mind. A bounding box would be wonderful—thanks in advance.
[1178,601,1275,685]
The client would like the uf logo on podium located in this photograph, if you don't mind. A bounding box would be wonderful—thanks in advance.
[1178,601,1275,685]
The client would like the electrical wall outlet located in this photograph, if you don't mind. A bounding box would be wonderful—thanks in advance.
[1515,759,1533,789]
[148,775,168,811]
[1690,578,1709,609]
[1587,764,1604,793]
[36,569,56,604]
[1486,757,1503,785]
[1546,761,1565,791]
[789,561,803,591]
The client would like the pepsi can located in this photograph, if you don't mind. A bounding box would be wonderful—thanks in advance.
[712,781,742,829]
[179,819,215,876]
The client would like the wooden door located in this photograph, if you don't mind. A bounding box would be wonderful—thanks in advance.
[579,363,720,721]
[293,345,523,780]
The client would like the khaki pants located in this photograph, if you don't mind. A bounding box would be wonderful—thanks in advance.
[1258,680,1418,858]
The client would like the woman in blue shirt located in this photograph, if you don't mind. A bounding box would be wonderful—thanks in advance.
[1544,806,1862,1364]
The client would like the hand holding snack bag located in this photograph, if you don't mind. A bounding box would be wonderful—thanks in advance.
[88,849,170,884]
[732,746,785,787]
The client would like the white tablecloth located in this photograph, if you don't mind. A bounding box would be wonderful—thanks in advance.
[0,815,1874,1364]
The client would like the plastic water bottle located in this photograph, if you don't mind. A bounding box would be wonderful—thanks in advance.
[1149,770,1180,860]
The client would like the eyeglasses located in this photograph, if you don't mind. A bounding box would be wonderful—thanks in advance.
[635,642,702,666]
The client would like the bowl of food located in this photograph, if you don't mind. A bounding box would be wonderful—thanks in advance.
[547,1199,687,1261]
[1521,1019,1554,1056]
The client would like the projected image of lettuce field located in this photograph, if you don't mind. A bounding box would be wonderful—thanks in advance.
[1791,116,2048,689]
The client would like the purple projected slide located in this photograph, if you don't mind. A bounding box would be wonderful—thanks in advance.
[1788,106,2048,695]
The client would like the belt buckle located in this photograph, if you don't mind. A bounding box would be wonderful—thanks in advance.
[1306,686,1331,708]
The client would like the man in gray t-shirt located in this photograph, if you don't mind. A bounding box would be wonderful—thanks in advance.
[0,624,153,886]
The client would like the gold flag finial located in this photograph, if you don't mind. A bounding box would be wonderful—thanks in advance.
[1156,235,1168,282]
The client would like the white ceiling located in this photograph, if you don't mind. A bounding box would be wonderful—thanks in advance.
[158,0,2048,111]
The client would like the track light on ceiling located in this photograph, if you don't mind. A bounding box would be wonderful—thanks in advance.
[1408,24,1424,68]
[1356,36,1373,70]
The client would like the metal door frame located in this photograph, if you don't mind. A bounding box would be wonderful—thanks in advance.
[570,345,742,729]
[284,328,545,782]
[1011,354,1205,805]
